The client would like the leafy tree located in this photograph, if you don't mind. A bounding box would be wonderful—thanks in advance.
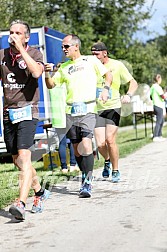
[127,40,167,86]
[156,26,167,58]
[90,0,152,58]
[0,0,154,55]
[0,0,48,29]
[45,0,95,52]
[2,0,166,85]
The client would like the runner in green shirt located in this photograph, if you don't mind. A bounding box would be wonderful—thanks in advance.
[91,42,138,182]
[45,35,112,197]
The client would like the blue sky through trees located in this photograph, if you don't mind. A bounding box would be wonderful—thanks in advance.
[135,0,167,41]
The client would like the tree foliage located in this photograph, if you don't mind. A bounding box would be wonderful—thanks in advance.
[0,0,166,85]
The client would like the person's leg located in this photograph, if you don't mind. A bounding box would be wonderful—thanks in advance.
[158,109,164,137]
[159,117,164,137]
[73,137,94,178]
[17,120,43,200]
[13,150,39,203]
[73,137,94,197]
[68,113,96,197]
[13,151,31,203]
[68,140,77,166]
[94,112,111,177]
[94,124,119,170]
[94,126,109,160]
[7,119,50,219]
[78,114,96,179]
[154,106,163,137]
[105,124,119,171]
[58,135,68,170]
[4,120,41,203]
[68,139,79,172]
[105,109,120,182]
[31,166,41,193]
[94,126,111,177]
[56,128,69,172]
[78,115,96,197]
[94,109,121,181]
[105,124,120,182]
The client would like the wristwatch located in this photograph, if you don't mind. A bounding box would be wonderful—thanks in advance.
[126,92,132,98]
[103,85,110,91]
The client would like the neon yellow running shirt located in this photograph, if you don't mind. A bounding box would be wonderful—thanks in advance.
[150,83,164,109]
[52,55,108,114]
[97,58,133,111]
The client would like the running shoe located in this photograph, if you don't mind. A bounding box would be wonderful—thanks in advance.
[61,168,68,174]
[112,170,120,183]
[69,165,80,172]
[102,161,111,178]
[9,200,25,220]
[79,183,92,198]
[31,189,51,213]
[153,137,166,142]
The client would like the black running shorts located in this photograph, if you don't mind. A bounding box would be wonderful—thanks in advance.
[3,119,38,155]
[95,108,121,127]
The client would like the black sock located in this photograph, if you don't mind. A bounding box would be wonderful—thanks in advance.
[75,155,83,171]
[20,201,25,207]
[105,159,110,163]
[35,188,44,196]
[81,154,94,180]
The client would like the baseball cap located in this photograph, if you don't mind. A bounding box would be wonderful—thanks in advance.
[91,42,108,51]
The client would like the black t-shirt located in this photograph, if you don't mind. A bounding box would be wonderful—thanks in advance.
[0,46,44,119]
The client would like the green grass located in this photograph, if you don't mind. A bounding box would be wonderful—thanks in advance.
[0,125,162,209]
[118,127,153,158]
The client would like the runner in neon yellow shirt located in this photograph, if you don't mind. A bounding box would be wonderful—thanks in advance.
[45,35,112,198]
[52,55,107,114]
[91,42,138,182]
[96,58,134,111]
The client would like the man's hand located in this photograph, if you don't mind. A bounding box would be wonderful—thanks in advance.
[44,63,54,72]
[99,88,109,103]
[121,94,131,104]
[9,34,24,52]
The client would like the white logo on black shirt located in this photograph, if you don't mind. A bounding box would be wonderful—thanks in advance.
[7,73,16,83]
[18,60,27,69]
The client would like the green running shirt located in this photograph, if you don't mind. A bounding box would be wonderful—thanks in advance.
[97,58,133,111]
[52,55,108,114]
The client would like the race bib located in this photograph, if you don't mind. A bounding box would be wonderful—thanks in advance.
[71,102,87,116]
[96,87,112,99]
[9,105,32,124]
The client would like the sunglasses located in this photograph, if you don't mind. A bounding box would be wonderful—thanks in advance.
[91,51,101,55]
[61,44,73,49]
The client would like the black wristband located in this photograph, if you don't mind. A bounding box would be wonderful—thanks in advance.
[103,85,110,91]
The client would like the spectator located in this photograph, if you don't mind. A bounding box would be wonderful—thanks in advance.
[150,74,167,142]
[56,129,79,173]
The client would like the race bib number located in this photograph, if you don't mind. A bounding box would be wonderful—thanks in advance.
[9,105,32,124]
[71,102,87,116]
[96,87,112,99]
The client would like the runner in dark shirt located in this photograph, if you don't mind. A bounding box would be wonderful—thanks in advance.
[0,20,50,220]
